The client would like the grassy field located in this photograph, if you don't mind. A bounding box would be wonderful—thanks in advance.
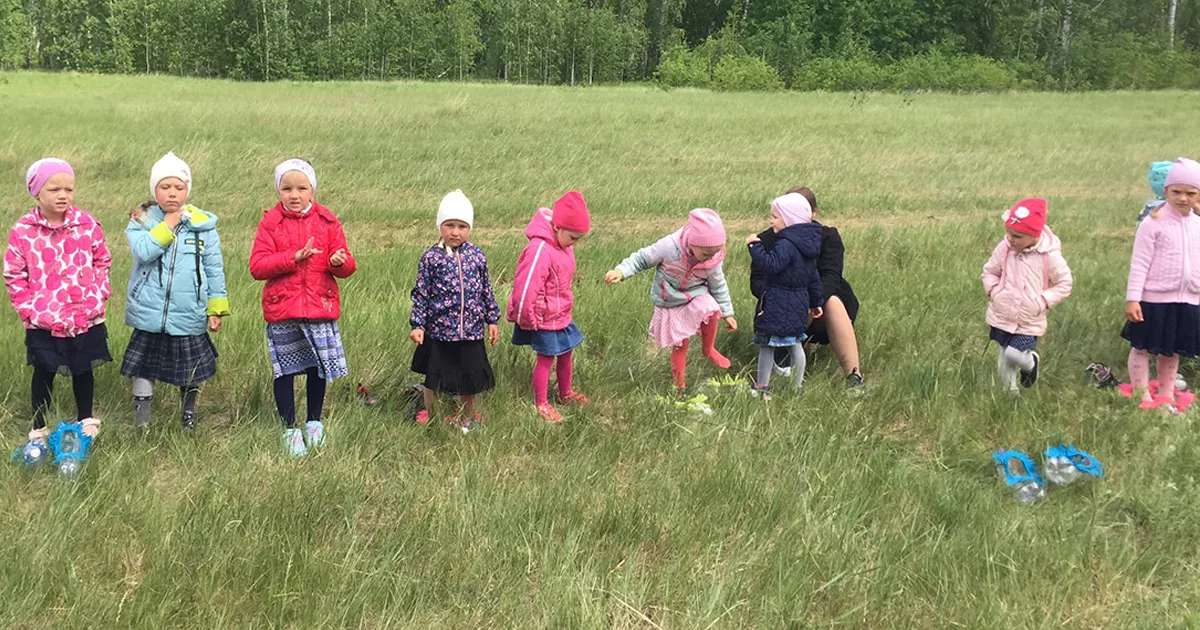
[2,72,1200,628]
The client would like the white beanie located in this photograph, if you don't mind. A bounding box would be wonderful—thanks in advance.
[437,190,474,229]
[150,152,192,197]
[275,159,317,192]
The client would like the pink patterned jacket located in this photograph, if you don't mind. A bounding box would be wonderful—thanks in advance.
[3,207,113,337]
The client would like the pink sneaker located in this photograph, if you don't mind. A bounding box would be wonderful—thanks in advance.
[415,410,430,425]
[557,391,589,406]
[536,403,563,423]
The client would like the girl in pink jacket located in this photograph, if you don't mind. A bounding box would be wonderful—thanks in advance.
[4,159,112,457]
[982,198,1073,393]
[506,191,591,423]
[1123,157,1200,409]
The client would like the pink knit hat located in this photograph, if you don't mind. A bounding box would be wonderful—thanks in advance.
[26,158,74,197]
[685,208,726,247]
[771,193,812,227]
[551,190,591,233]
[1165,157,1200,192]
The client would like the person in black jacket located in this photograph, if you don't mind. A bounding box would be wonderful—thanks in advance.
[746,193,824,396]
[750,187,865,390]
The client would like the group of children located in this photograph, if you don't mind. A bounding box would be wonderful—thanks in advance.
[6,155,355,458]
[982,157,1200,410]
[8,154,1198,458]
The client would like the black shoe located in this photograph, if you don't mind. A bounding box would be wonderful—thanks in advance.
[1085,362,1119,389]
[181,411,196,433]
[1020,352,1039,388]
[847,369,865,393]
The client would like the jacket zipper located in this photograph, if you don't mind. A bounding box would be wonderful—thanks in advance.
[1181,218,1191,294]
[457,252,465,338]
[300,218,309,317]
[160,224,181,333]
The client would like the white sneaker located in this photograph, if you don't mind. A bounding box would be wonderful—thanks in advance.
[772,363,792,378]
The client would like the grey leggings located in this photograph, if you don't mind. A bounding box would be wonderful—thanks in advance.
[756,344,806,390]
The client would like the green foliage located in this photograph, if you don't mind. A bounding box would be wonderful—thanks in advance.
[790,56,890,91]
[654,44,709,87]
[2,0,1200,88]
[711,53,783,91]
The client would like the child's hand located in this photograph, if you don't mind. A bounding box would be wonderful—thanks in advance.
[487,324,500,346]
[410,329,424,345]
[724,316,738,332]
[294,237,323,262]
[162,211,183,229]
[208,316,222,332]
[1126,301,1143,323]
[604,269,622,284]
[810,307,824,320]
[330,248,347,267]
[745,234,760,246]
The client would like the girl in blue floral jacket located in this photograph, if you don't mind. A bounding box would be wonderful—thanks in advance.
[409,190,500,429]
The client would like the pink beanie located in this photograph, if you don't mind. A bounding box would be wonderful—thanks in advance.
[1165,157,1200,192]
[771,193,812,227]
[686,208,726,247]
[552,190,591,233]
[26,158,74,197]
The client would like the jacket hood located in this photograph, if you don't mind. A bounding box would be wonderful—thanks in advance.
[777,223,823,258]
[1033,225,1061,255]
[524,207,562,249]
[19,206,84,230]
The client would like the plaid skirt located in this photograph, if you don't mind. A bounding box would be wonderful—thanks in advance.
[121,329,218,386]
[266,320,348,379]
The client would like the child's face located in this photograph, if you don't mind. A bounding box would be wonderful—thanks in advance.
[555,227,586,249]
[278,171,314,212]
[1005,227,1038,251]
[770,208,786,233]
[154,177,188,213]
[688,244,724,262]
[36,172,74,215]
[440,220,471,249]
[1166,184,1200,214]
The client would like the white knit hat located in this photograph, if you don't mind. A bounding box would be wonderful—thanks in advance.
[150,152,192,197]
[274,158,317,192]
[437,190,474,229]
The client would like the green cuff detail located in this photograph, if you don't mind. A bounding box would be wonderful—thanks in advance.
[149,222,176,247]
[206,297,231,317]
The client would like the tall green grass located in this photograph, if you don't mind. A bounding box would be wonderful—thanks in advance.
[0,72,1199,627]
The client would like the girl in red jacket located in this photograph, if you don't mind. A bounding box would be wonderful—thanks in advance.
[249,159,356,456]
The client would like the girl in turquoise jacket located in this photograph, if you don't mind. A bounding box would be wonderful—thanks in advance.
[121,153,230,433]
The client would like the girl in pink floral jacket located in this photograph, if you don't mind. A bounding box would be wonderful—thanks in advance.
[4,159,113,454]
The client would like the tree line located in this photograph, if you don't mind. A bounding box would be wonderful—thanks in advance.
[0,0,1197,89]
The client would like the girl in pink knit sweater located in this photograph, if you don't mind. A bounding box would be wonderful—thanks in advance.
[1123,157,1200,409]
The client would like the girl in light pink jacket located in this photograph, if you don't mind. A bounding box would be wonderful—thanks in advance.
[1123,157,1200,409]
[982,198,1073,393]
[506,191,591,423]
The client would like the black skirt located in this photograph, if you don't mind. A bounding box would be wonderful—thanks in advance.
[806,291,859,345]
[411,338,495,395]
[26,323,112,375]
[1121,302,1200,357]
[121,329,219,387]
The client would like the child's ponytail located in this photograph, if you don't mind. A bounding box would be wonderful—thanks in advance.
[129,199,155,223]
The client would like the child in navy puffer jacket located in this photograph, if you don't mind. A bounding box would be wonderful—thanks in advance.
[746,193,823,397]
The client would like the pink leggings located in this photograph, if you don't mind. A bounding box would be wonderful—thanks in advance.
[533,351,573,405]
